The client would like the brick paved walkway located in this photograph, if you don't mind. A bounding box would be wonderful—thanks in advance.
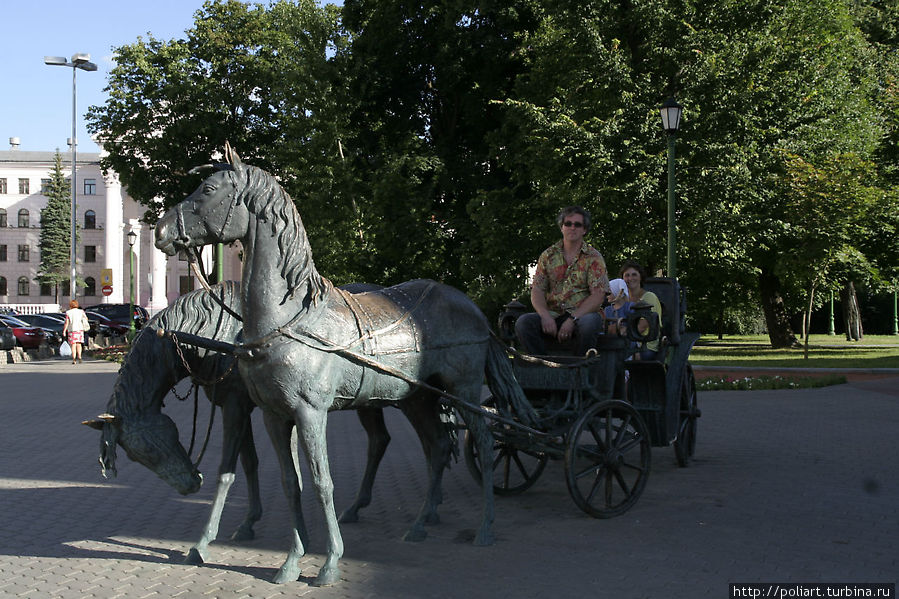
[0,358,896,598]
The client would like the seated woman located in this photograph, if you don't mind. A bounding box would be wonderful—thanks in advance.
[619,260,662,361]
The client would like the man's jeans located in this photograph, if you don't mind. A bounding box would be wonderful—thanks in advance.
[514,312,604,356]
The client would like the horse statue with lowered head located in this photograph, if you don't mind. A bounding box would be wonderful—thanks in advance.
[84,280,461,567]
[154,144,536,586]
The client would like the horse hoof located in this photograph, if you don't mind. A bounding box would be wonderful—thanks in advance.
[184,547,207,565]
[311,566,341,587]
[272,564,301,584]
[230,525,255,542]
[402,527,428,543]
[473,531,495,547]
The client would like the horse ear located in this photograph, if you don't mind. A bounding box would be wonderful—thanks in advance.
[224,141,243,167]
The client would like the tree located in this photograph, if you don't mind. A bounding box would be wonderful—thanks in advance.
[36,151,73,302]
[86,0,343,224]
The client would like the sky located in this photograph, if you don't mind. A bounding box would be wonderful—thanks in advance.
[1,1,343,155]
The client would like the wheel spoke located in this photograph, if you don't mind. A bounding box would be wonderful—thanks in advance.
[511,452,531,479]
[612,413,632,448]
[617,433,644,454]
[585,465,608,506]
[586,420,609,453]
[613,468,631,496]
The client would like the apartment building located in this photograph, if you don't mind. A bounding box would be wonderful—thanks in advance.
[0,138,239,314]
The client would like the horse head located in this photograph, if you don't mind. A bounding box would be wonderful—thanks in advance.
[156,143,251,256]
[85,409,203,495]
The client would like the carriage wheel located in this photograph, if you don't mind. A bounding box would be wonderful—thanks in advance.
[674,364,700,467]
[463,398,548,496]
[564,400,650,518]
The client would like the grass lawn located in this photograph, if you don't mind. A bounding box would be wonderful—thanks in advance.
[692,334,899,369]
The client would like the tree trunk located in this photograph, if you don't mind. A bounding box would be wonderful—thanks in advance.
[841,281,864,341]
[759,266,799,348]
[803,280,818,360]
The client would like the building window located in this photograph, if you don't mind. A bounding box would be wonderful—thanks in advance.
[179,275,195,295]
[40,282,53,296]
[61,280,70,297]
[0,208,6,227]
[84,210,96,229]
[18,209,29,228]
[0,245,6,262]
[84,178,97,195]
[17,245,29,262]
[84,245,97,263]
[0,178,6,193]
[41,178,51,194]
[0,277,6,296]
[18,178,29,194]
[17,277,29,296]
[84,277,96,296]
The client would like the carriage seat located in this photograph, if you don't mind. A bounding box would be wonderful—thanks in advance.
[642,277,686,348]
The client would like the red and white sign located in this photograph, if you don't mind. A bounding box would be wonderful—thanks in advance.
[101,285,113,297]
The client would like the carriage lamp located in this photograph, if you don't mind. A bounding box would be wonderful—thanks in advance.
[45,53,98,300]
[660,97,683,279]
[127,230,137,340]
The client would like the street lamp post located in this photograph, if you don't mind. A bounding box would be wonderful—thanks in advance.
[44,53,97,301]
[127,229,137,339]
[660,97,683,279]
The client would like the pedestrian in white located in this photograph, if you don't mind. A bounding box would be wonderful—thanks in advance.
[63,299,90,364]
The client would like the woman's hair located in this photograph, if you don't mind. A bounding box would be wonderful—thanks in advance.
[556,206,592,232]
[69,299,80,309]
[619,259,647,287]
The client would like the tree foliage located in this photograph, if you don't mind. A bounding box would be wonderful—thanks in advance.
[36,151,73,301]
[86,0,899,336]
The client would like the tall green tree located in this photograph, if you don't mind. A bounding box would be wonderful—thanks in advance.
[36,151,73,302]
[86,0,342,224]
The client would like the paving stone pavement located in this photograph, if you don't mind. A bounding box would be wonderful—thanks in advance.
[0,358,896,598]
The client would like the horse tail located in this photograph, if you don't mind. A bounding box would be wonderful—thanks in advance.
[484,335,539,427]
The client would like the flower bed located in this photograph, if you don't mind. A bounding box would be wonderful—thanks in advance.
[696,373,847,391]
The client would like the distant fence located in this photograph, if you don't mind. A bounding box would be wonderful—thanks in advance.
[0,303,61,315]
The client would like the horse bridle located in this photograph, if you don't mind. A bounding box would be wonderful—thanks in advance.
[177,169,244,322]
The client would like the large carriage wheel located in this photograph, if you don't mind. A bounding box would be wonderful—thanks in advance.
[564,400,650,518]
[463,397,548,496]
[673,364,700,467]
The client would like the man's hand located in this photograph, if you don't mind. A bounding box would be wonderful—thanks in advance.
[557,316,576,342]
[540,313,558,337]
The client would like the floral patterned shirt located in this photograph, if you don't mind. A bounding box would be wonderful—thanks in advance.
[532,240,611,315]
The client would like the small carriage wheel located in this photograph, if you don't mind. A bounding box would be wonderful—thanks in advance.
[463,397,549,496]
[564,399,651,518]
[674,364,700,467]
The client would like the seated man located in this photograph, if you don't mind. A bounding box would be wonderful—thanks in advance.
[515,206,611,355]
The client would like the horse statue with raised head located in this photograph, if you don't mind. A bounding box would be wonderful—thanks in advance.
[155,144,534,587]
[84,280,459,569]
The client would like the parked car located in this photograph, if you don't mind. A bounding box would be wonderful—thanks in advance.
[13,314,65,345]
[85,311,130,338]
[0,321,16,350]
[0,315,46,349]
[83,303,149,330]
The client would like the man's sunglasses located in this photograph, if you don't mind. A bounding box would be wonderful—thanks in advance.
[562,221,585,228]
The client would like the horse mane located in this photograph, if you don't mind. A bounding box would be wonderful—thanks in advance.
[231,164,332,306]
[105,282,243,418]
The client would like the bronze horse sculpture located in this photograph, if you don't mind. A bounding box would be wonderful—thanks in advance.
[85,281,459,567]
[154,145,534,586]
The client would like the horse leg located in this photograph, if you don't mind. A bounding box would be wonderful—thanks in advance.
[263,410,309,584]
[295,406,344,587]
[231,410,262,541]
[400,395,452,542]
[457,383,496,547]
[339,407,390,524]
[184,396,246,565]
